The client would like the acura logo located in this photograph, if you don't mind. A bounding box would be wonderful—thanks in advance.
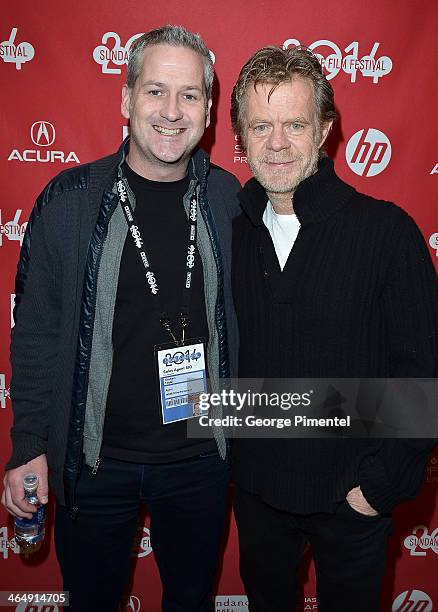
[30,121,55,146]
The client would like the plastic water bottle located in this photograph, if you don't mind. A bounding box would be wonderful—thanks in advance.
[14,473,46,548]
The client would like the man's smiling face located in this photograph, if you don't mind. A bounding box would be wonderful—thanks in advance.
[122,44,211,180]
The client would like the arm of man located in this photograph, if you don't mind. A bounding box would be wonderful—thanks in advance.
[2,185,61,516]
[357,211,438,514]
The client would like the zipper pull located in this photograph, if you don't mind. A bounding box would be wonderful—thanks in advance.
[92,457,101,475]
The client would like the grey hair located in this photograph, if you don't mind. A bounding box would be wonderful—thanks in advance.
[126,25,214,99]
[231,45,338,147]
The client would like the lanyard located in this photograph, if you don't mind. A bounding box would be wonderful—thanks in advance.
[116,175,199,346]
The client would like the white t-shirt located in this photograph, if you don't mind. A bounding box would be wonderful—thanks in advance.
[262,201,301,271]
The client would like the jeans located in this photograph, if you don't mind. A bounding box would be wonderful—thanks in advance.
[55,451,229,612]
[233,485,394,612]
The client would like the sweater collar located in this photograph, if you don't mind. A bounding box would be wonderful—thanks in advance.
[238,157,356,227]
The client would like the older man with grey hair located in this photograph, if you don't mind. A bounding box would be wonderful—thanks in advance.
[2,25,240,612]
[230,45,437,612]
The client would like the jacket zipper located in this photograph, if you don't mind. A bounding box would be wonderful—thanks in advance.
[92,457,101,474]
[70,192,119,511]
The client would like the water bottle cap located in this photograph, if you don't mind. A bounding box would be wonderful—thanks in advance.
[23,472,39,492]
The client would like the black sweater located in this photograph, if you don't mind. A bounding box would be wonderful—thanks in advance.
[231,157,438,514]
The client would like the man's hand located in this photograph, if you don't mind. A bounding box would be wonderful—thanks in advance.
[1,454,48,519]
[346,485,379,516]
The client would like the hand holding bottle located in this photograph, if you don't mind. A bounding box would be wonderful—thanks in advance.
[1,454,48,519]
[14,472,46,547]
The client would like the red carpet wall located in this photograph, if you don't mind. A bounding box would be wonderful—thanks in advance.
[1,1,437,610]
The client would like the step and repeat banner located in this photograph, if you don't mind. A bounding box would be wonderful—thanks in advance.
[1,1,437,610]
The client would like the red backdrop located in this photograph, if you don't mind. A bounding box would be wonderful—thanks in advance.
[1,1,437,610]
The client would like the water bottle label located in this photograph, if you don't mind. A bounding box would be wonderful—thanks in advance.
[15,505,46,542]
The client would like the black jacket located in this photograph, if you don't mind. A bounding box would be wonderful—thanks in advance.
[7,141,241,510]
[232,157,438,514]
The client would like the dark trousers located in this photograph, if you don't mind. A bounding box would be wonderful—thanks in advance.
[233,486,393,612]
[55,452,229,612]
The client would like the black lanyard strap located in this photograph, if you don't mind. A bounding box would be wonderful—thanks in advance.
[117,176,199,346]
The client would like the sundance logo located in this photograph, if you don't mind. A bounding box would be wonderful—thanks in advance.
[283,38,392,83]
[392,590,432,611]
[94,31,215,75]
[346,128,391,177]
[93,32,143,74]
[215,595,248,612]
[8,121,80,164]
[0,27,34,70]
[404,525,438,556]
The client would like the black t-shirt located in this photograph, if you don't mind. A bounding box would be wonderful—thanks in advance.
[101,162,216,463]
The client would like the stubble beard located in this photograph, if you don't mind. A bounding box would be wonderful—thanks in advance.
[248,144,320,196]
